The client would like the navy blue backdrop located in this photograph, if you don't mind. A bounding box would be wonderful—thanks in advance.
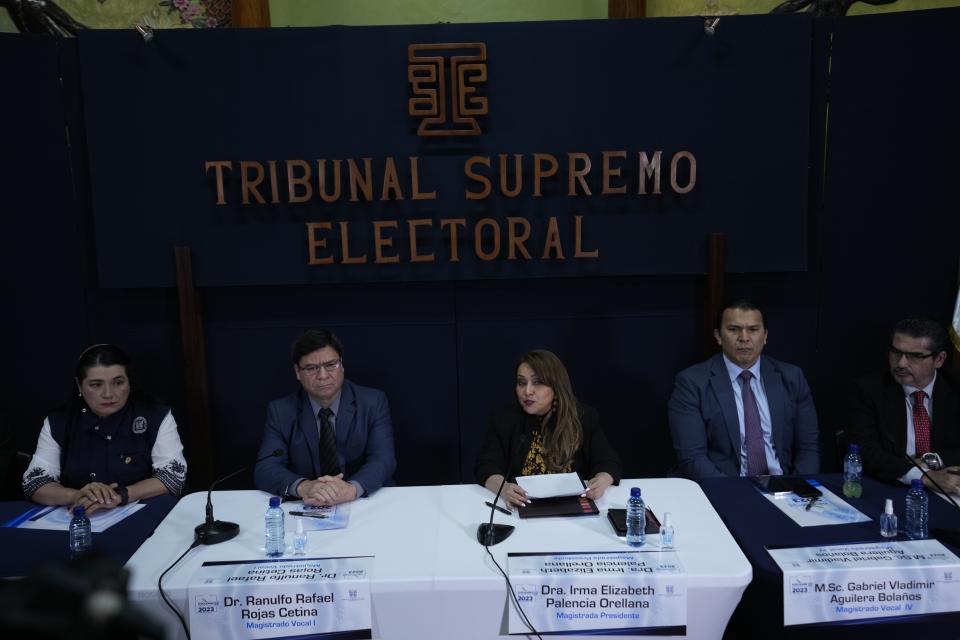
[4,8,960,498]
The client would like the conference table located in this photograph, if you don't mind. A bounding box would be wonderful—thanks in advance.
[699,474,960,639]
[0,495,177,579]
[124,479,751,639]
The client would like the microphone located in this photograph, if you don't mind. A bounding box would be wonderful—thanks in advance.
[194,448,284,545]
[900,452,960,547]
[477,428,533,547]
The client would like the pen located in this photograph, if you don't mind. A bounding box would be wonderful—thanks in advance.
[805,497,818,511]
[485,501,512,516]
[289,511,328,519]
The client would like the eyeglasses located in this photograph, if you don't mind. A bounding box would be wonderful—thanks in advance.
[888,346,936,363]
[298,359,342,375]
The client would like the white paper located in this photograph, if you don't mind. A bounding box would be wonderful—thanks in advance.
[760,480,870,527]
[13,502,146,533]
[516,472,585,498]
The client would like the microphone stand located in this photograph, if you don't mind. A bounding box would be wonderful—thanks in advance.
[901,453,960,547]
[477,430,532,547]
[194,448,284,545]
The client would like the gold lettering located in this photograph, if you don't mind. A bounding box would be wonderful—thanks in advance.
[339,221,367,263]
[601,151,627,195]
[573,215,598,258]
[408,219,435,263]
[348,158,374,202]
[267,160,280,203]
[306,222,333,265]
[475,218,501,260]
[533,153,558,197]
[637,151,661,195]
[240,161,266,205]
[317,160,342,203]
[670,151,696,194]
[541,217,564,259]
[373,221,400,263]
[465,156,491,200]
[498,153,523,198]
[205,161,232,205]
[567,153,592,196]
[440,218,467,262]
[381,157,404,201]
[287,160,312,203]
[506,217,532,260]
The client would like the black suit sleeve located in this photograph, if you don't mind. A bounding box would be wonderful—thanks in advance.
[474,406,522,486]
[844,376,911,483]
[577,404,622,483]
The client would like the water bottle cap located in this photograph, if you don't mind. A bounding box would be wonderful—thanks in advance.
[884,498,893,514]
[630,487,642,497]
[73,505,86,517]
[269,496,281,508]
[848,444,859,454]
[296,516,304,533]
[663,512,671,526]
[911,478,924,490]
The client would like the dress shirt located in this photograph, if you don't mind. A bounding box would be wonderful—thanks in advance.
[898,372,937,485]
[722,355,784,476]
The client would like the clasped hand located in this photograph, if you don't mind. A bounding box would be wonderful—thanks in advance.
[298,473,357,506]
[72,482,120,515]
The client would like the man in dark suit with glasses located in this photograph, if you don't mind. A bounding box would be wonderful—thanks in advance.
[846,317,960,494]
[254,329,396,505]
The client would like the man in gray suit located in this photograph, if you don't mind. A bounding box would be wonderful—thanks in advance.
[668,300,820,479]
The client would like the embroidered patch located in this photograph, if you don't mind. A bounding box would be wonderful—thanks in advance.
[132,416,148,434]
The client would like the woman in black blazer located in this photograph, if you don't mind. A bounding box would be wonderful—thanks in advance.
[475,349,621,508]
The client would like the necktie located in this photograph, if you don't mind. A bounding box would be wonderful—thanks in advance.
[317,407,341,476]
[739,371,769,476]
[912,390,931,456]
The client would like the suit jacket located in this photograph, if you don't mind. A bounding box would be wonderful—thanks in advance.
[845,370,960,482]
[474,402,622,486]
[254,380,396,497]
[668,354,820,479]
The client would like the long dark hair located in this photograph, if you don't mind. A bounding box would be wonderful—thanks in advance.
[516,350,582,472]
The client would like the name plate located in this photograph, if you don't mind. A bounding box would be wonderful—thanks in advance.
[768,540,960,626]
[188,556,373,639]
[507,551,686,635]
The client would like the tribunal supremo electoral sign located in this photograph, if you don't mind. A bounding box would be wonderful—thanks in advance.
[768,539,960,626]
[507,550,686,635]
[187,556,373,639]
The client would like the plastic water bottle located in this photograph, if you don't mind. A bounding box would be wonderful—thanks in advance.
[265,496,285,557]
[69,505,92,559]
[842,444,863,498]
[626,487,646,547]
[659,512,675,549]
[880,498,898,538]
[293,516,307,555]
[904,479,928,540]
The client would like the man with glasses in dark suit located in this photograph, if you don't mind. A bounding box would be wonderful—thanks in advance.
[846,317,960,494]
[254,329,396,505]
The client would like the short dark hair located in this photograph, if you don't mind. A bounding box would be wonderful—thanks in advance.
[291,329,344,364]
[892,317,948,355]
[716,299,766,330]
[75,343,131,382]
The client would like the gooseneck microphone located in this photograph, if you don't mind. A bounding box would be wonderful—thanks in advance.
[901,452,960,547]
[477,429,533,547]
[194,448,284,545]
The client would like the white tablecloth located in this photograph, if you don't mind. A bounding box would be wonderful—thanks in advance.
[125,479,750,639]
